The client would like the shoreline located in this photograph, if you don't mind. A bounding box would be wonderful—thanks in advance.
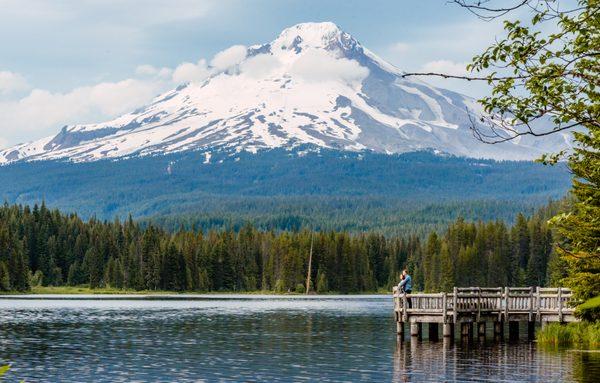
[0,293,390,300]
[0,286,391,300]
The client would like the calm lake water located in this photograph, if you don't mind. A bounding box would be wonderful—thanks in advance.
[0,295,598,382]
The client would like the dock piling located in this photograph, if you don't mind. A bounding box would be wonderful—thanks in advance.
[410,323,422,338]
[493,321,504,340]
[443,323,454,338]
[396,321,404,339]
[460,322,472,339]
[477,322,486,338]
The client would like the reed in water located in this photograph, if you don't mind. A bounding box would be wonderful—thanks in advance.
[537,322,600,349]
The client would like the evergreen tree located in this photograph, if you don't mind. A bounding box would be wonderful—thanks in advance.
[513,214,531,272]
[423,232,441,292]
[0,261,10,291]
[316,268,329,293]
[439,242,455,292]
[67,261,85,286]
[551,125,600,299]
[83,247,103,289]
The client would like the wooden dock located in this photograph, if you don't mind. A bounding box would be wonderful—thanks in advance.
[393,286,577,340]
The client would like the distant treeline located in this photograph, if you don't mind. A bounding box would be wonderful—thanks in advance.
[0,202,564,293]
[144,197,548,237]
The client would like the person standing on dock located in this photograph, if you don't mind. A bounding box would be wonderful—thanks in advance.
[398,269,412,308]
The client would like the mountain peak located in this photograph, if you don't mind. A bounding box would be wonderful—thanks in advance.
[270,22,359,54]
[0,22,566,164]
[279,21,342,37]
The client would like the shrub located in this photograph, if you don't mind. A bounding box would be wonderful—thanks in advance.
[576,296,600,322]
[295,283,305,294]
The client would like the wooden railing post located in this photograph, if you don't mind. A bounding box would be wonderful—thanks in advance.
[452,287,458,324]
[442,293,447,323]
[402,292,408,322]
[558,287,563,323]
[528,286,534,322]
[504,287,509,322]
[477,287,481,322]
[535,286,541,322]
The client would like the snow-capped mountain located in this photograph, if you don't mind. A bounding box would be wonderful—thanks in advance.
[0,22,569,164]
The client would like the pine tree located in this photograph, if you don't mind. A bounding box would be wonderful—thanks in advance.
[316,268,329,293]
[513,214,530,272]
[162,241,185,291]
[8,240,30,291]
[0,261,10,291]
[83,247,103,289]
[439,242,454,292]
[527,220,547,286]
[424,232,441,292]
[67,261,84,286]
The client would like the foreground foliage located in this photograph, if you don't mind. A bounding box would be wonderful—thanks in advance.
[551,122,600,301]
[576,295,600,322]
[0,202,561,293]
[456,0,600,303]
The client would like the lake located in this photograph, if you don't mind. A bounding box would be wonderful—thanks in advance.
[0,295,598,382]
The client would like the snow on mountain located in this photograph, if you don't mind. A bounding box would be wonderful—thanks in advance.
[0,22,568,164]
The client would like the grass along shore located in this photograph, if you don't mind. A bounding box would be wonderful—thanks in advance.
[537,322,600,349]
[1,285,391,295]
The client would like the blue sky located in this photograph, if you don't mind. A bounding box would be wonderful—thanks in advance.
[0,0,511,147]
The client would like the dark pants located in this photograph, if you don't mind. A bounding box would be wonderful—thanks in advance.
[405,289,412,308]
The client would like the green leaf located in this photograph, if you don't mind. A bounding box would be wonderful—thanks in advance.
[0,365,10,377]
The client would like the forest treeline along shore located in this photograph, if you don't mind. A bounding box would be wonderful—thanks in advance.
[0,202,562,293]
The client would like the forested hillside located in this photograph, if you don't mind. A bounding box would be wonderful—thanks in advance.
[0,202,563,293]
[0,149,570,234]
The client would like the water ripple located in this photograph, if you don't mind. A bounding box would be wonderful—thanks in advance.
[0,297,597,382]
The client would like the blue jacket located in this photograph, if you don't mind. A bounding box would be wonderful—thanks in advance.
[399,274,412,292]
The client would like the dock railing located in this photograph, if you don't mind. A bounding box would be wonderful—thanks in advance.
[393,286,576,325]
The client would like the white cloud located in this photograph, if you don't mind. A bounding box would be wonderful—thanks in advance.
[0,70,30,95]
[420,60,469,77]
[240,54,281,78]
[0,136,8,150]
[210,45,247,72]
[86,79,161,115]
[172,59,210,84]
[290,50,369,84]
[171,45,249,84]
[0,78,164,143]
[135,64,172,79]
[0,42,258,146]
